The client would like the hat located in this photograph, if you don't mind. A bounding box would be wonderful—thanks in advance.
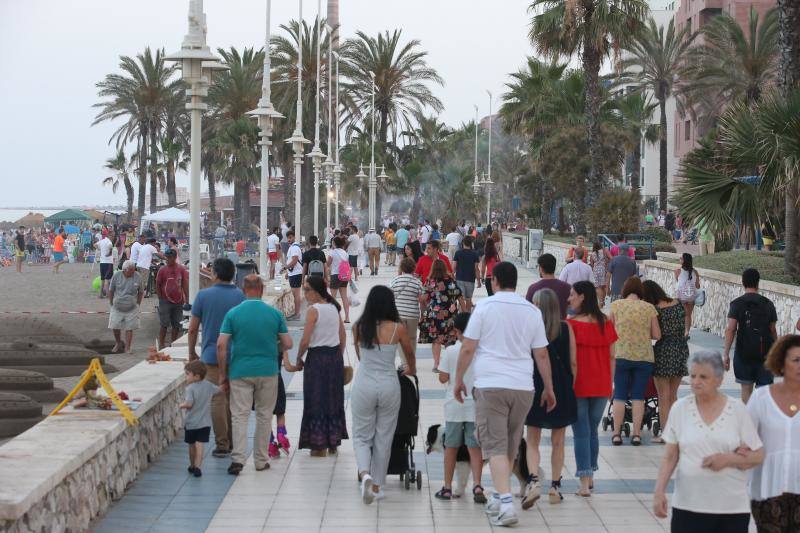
[164,249,177,257]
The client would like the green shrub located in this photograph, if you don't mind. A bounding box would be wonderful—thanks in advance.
[652,242,677,254]
[641,227,674,243]
[586,189,639,236]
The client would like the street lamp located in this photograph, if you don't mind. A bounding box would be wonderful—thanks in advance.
[472,104,480,196]
[307,0,326,239]
[485,90,493,225]
[248,0,284,279]
[368,71,376,231]
[322,24,335,242]
[332,50,342,227]
[166,0,225,303]
[285,0,310,238]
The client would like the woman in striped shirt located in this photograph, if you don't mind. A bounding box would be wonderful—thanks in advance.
[389,257,424,367]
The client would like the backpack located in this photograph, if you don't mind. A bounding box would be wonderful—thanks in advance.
[308,255,325,277]
[337,254,351,281]
[738,298,773,362]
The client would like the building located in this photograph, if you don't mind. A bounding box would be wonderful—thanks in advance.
[144,187,189,210]
[673,0,776,161]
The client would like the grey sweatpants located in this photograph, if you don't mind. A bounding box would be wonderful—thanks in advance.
[350,376,401,486]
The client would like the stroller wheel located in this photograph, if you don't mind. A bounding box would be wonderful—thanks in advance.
[623,422,631,437]
[404,473,411,490]
[653,421,661,436]
[602,416,610,432]
[416,470,423,490]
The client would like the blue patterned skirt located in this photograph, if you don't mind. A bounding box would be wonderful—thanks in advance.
[298,345,349,450]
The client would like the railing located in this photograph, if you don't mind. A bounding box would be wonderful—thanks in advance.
[598,233,655,260]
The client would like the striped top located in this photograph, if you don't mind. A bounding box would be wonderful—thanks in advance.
[390,274,424,319]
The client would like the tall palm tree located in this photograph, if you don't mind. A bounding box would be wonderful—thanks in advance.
[341,30,444,147]
[616,17,693,210]
[682,7,779,109]
[93,47,180,216]
[529,0,649,203]
[613,91,659,197]
[103,149,135,221]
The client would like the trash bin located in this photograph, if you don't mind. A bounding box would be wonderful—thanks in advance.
[235,262,259,289]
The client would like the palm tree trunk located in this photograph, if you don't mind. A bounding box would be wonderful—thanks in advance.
[631,141,642,196]
[167,159,177,207]
[207,167,217,228]
[149,127,158,214]
[124,176,134,223]
[241,184,252,235]
[658,94,668,211]
[581,40,605,214]
[137,132,148,217]
[778,0,800,276]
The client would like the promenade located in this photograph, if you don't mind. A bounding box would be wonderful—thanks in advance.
[92,260,748,533]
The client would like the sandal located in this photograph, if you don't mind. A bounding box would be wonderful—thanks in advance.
[435,487,453,500]
[652,436,665,444]
[473,484,487,504]
[631,435,642,446]
[549,478,564,504]
[612,434,623,446]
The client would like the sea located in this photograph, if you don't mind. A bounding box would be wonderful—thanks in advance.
[0,208,61,223]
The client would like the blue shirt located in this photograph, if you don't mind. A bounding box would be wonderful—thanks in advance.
[220,299,288,379]
[395,228,410,249]
[192,283,245,365]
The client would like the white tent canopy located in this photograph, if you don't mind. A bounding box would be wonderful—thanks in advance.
[140,207,190,232]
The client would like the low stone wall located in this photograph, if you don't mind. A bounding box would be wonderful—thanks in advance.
[543,240,572,275]
[0,361,185,533]
[643,259,800,338]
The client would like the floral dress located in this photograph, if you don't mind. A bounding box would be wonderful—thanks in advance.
[590,250,608,287]
[418,276,462,345]
[653,303,690,377]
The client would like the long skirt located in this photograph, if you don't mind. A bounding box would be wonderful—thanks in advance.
[298,345,349,450]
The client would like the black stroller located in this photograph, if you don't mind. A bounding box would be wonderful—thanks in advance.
[602,377,661,437]
[387,371,423,490]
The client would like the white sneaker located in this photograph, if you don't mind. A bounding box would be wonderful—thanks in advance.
[361,475,375,505]
[485,497,501,516]
[490,507,519,527]
[374,489,386,501]
[521,479,541,510]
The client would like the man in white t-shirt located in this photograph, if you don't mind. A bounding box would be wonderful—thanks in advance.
[267,228,281,280]
[346,229,362,281]
[419,220,432,245]
[445,227,462,260]
[437,312,485,502]
[130,234,145,265]
[135,238,164,294]
[454,261,555,527]
[280,230,303,320]
[558,248,594,286]
[96,234,115,298]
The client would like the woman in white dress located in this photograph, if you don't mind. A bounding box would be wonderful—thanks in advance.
[653,350,764,532]
[747,335,800,532]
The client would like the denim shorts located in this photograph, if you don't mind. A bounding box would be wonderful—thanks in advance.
[733,354,774,386]
[444,421,479,448]
[613,358,654,401]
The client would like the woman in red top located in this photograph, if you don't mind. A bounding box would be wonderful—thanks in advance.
[567,280,617,497]
[480,237,499,297]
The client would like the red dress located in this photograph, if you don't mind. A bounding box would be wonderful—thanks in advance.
[567,319,618,398]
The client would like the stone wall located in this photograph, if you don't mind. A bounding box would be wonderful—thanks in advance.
[502,233,525,264]
[0,361,185,533]
[643,260,800,338]
[543,240,572,275]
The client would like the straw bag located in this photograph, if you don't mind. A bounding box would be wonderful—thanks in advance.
[343,347,354,385]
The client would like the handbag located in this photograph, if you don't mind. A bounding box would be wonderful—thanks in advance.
[694,288,706,307]
[343,346,354,385]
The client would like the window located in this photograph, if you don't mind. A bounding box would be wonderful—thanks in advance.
[641,167,645,188]
[684,120,691,141]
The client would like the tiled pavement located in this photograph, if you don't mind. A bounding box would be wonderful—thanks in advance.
[93,257,755,532]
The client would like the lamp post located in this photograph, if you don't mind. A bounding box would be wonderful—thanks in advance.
[285,0,310,237]
[307,0,326,239]
[322,24,335,242]
[357,164,368,226]
[166,0,224,303]
[485,90,493,226]
[247,0,284,279]
[368,71,376,230]
[472,104,480,196]
[332,51,342,227]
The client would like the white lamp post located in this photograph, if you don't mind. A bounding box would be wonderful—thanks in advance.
[484,90,493,226]
[368,71,377,231]
[332,51,342,227]
[166,0,224,303]
[285,0,310,237]
[357,164,368,226]
[472,104,480,196]
[307,0,326,239]
[322,24,335,242]
[247,0,284,279]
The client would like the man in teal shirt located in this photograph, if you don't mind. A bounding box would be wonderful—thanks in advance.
[217,275,293,475]
[395,224,411,251]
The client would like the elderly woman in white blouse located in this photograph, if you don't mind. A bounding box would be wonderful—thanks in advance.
[747,335,800,533]
[653,350,764,533]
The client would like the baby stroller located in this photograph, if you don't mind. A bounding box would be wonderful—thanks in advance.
[602,377,661,437]
[387,371,423,490]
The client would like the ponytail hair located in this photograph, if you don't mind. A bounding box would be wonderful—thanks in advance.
[306,276,341,312]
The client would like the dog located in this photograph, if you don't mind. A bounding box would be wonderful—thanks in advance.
[425,424,530,498]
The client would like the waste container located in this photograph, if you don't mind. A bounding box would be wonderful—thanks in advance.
[235,262,259,289]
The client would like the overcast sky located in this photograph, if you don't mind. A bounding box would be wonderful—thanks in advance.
[0,0,543,208]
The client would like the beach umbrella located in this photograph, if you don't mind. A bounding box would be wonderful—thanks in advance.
[45,209,92,223]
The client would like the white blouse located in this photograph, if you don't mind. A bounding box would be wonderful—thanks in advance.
[747,385,800,501]
[308,303,341,348]
[664,394,763,514]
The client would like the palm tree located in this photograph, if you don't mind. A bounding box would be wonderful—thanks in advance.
[213,118,261,232]
[613,91,659,197]
[616,17,693,210]
[529,0,649,203]
[93,47,180,216]
[682,7,778,109]
[103,149,135,221]
[341,30,444,147]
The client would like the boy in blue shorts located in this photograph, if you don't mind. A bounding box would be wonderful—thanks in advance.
[180,360,219,477]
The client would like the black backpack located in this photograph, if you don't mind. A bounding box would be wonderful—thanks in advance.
[737,298,773,362]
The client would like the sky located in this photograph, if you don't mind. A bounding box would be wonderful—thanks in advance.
[0,0,538,208]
